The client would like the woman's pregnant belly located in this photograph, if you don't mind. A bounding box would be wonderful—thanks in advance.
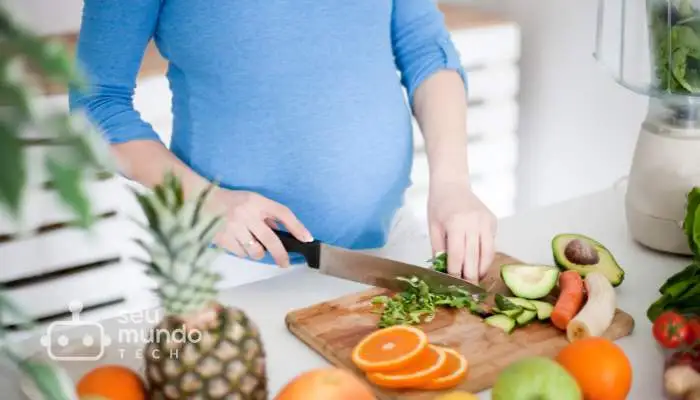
[171,70,415,249]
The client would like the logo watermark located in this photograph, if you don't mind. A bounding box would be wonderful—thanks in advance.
[40,301,202,362]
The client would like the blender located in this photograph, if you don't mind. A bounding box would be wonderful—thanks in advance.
[595,0,700,255]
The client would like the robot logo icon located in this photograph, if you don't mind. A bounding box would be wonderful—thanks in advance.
[40,301,112,362]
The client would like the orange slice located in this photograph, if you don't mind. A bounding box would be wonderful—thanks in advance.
[365,344,448,389]
[421,346,469,390]
[351,325,429,372]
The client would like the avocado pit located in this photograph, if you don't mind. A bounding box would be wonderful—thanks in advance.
[564,239,600,265]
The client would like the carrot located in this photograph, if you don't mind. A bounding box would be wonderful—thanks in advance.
[551,270,585,330]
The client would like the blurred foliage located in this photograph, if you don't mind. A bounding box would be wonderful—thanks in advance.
[0,6,116,398]
[0,5,114,229]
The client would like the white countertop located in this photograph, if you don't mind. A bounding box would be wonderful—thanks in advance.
[2,187,690,399]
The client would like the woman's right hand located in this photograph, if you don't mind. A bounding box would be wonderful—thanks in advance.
[208,188,313,267]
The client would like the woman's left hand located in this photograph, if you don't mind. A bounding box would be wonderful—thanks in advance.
[427,179,497,283]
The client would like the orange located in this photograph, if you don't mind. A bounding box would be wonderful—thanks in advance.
[555,337,632,400]
[351,325,429,372]
[366,344,447,389]
[76,365,146,400]
[273,367,376,400]
[421,347,469,390]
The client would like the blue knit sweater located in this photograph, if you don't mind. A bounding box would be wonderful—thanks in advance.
[70,0,466,262]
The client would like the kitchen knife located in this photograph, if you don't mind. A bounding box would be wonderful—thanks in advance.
[272,230,487,297]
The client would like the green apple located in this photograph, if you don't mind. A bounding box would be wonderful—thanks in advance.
[492,356,582,400]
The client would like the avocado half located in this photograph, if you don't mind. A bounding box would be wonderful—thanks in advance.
[500,264,560,299]
[552,233,625,287]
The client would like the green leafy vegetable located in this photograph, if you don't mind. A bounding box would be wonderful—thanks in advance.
[647,188,700,321]
[429,252,447,273]
[370,276,489,328]
[649,0,700,94]
[683,187,700,258]
[647,266,700,321]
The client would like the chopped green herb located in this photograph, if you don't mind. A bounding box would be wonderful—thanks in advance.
[370,276,489,328]
[429,252,448,273]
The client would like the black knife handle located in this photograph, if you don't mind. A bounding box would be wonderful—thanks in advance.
[272,229,321,269]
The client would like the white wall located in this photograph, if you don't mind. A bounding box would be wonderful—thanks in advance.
[445,0,648,211]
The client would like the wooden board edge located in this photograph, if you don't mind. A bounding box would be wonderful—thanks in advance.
[285,312,400,400]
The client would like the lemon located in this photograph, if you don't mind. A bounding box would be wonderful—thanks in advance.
[434,391,480,400]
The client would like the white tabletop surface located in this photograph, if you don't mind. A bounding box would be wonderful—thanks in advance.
[1,187,691,399]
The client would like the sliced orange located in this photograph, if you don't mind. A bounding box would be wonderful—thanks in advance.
[351,325,429,372]
[365,344,447,389]
[421,346,469,390]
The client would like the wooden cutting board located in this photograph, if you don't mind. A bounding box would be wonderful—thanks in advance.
[285,252,636,398]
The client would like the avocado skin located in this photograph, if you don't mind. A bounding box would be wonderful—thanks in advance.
[552,233,625,287]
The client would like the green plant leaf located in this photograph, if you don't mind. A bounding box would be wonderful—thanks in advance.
[0,123,26,216]
[17,358,78,400]
[45,156,92,228]
[684,187,700,257]
[0,291,36,341]
[47,114,103,167]
[694,197,700,261]
[0,79,32,120]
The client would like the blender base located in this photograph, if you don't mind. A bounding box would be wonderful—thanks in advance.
[625,201,692,255]
[624,121,700,256]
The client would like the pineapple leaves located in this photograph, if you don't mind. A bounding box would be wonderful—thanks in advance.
[133,190,160,231]
[131,173,225,316]
[154,184,168,210]
[198,215,223,243]
[191,181,216,227]
[132,238,153,257]
[172,173,184,211]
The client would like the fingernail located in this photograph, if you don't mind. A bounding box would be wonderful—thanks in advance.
[304,233,314,242]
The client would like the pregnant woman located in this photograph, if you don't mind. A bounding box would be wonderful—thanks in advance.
[70,0,497,282]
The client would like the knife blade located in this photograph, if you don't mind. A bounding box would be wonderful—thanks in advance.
[273,230,487,298]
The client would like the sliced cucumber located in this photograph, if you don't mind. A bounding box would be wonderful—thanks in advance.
[485,315,516,334]
[505,297,536,311]
[493,307,524,318]
[529,300,554,320]
[495,294,519,310]
[515,309,537,325]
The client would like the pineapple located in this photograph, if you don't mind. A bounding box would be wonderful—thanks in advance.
[131,173,267,400]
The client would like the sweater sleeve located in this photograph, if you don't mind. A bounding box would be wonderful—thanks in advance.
[69,0,163,144]
[390,0,468,105]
